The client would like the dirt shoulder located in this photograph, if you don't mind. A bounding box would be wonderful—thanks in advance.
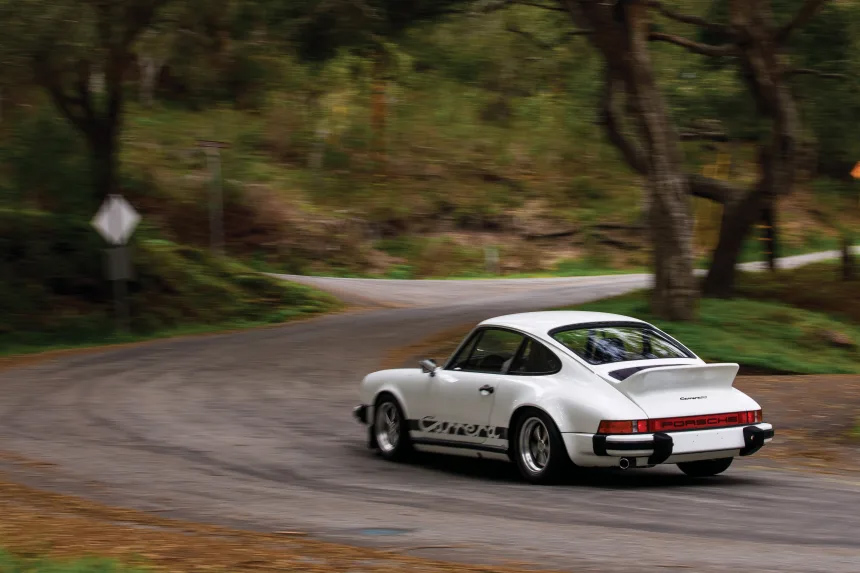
[0,470,558,573]
[733,375,860,475]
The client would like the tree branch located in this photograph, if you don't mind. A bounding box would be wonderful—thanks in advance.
[646,1,731,34]
[513,1,567,13]
[506,24,590,49]
[478,0,566,13]
[786,67,846,80]
[35,62,91,135]
[648,32,738,58]
[776,0,831,44]
[600,70,648,177]
[680,130,729,142]
[687,174,741,204]
[122,0,174,48]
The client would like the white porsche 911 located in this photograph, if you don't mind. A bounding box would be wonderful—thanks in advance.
[353,311,774,483]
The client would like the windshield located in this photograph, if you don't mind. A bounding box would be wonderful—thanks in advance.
[551,323,692,365]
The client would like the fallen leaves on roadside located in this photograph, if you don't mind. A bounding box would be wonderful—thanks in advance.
[0,474,560,573]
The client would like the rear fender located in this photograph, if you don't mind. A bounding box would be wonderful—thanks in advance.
[508,389,647,435]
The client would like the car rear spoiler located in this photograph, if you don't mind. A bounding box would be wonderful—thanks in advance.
[611,363,740,400]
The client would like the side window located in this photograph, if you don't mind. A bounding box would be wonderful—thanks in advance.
[448,331,482,371]
[453,328,524,374]
[510,338,562,375]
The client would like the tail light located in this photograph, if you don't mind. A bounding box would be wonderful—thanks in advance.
[597,420,649,434]
[597,410,763,434]
[741,409,762,424]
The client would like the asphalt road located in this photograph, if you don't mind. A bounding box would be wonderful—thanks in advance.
[1,250,859,573]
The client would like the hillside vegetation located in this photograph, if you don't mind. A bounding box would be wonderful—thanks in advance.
[0,1,858,348]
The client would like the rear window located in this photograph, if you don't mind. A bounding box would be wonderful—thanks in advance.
[551,324,691,365]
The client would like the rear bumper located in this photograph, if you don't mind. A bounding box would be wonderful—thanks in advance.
[565,423,774,467]
[593,431,676,465]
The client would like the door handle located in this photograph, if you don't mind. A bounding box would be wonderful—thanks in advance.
[479,385,495,395]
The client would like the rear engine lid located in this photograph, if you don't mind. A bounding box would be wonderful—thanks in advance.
[599,362,760,418]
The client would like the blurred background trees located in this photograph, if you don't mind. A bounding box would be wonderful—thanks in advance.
[0,0,857,340]
[0,0,181,208]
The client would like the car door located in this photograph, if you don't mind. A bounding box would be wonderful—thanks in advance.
[413,327,525,446]
[485,336,564,450]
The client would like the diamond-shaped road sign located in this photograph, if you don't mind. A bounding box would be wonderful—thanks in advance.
[91,194,140,245]
[851,161,860,180]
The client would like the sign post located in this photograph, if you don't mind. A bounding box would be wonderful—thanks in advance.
[91,195,141,333]
[198,140,230,256]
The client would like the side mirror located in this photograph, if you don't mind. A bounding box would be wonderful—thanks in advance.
[419,358,438,376]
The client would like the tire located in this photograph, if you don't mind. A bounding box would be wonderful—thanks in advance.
[373,395,412,461]
[677,457,733,477]
[512,410,571,484]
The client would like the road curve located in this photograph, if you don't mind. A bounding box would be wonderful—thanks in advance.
[1,251,858,573]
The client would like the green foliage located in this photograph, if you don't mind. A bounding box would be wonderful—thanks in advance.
[0,549,146,573]
[0,0,857,294]
[268,0,468,63]
[785,1,860,177]
[569,293,860,375]
[1,108,91,213]
[689,0,860,167]
[737,261,860,324]
[0,210,338,355]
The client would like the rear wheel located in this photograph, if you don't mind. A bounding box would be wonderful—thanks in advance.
[512,410,570,484]
[677,457,733,477]
[373,396,412,461]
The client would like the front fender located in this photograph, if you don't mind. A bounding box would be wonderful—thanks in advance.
[359,368,426,421]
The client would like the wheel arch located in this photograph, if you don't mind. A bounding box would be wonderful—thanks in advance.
[508,404,560,437]
[371,386,411,420]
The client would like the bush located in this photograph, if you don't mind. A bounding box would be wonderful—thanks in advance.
[2,109,92,214]
[0,209,337,354]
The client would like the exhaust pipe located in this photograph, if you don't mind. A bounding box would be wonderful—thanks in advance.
[619,457,631,470]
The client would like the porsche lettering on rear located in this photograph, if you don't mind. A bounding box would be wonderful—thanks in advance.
[353,311,775,484]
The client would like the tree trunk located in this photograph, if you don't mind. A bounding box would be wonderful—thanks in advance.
[702,190,764,297]
[762,201,777,271]
[571,0,697,320]
[703,0,801,295]
[629,5,696,319]
[89,78,123,205]
[842,235,856,281]
[88,124,119,203]
[648,184,697,318]
[139,55,163,108]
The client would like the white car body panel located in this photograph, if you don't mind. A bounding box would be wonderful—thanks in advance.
[356,310,774,470]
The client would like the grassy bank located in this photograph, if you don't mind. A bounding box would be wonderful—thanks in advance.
[571,295,859,374]
[0,550,142,573]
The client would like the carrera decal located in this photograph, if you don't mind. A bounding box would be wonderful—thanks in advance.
[408,417,508,440]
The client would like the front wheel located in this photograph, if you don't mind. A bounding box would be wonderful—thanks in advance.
[373,396,412,461]
[512,411,571,484]
[677,457,733,477]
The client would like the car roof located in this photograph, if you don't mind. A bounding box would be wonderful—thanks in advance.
[478,311,649,338]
